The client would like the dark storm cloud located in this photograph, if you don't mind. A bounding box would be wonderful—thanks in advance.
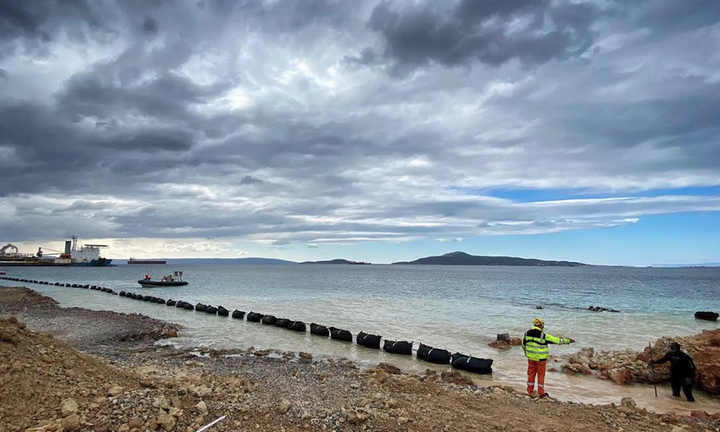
[240,175,263,185]
[141,16,158,35]
[1,0,720,247]
[0,0,114,58]
[360,0,600,71]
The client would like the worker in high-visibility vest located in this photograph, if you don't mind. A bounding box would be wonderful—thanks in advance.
[522,318,574,398]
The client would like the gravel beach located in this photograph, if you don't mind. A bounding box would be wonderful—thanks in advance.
[1,285,719,432]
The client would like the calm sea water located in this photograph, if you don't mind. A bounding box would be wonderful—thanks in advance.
[2,264,719,411]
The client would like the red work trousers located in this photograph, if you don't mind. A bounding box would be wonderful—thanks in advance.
[527,359,547,395]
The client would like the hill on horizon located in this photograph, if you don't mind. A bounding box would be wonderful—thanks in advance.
[392,251,588,267]
[299,259,371,265]
[154,257,296,265]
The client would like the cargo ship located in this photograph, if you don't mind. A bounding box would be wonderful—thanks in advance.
[128,258,167,265]
[67,237,112,267]
[0,244,72,266]
[0,237,112,267]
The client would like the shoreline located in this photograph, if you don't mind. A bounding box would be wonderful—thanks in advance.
[1,285,719,432]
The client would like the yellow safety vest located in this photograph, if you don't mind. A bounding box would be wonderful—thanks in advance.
[522,326,570,361]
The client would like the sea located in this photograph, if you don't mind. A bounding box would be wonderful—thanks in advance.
[2,263,719,413]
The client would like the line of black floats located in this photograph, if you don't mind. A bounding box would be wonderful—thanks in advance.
[0,276,118,294]
[118,290,493,375]
[0,276,492,374]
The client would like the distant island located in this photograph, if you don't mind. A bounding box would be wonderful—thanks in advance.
[159,258,296,265]
[299,259,371,265]
[391,251,588,267]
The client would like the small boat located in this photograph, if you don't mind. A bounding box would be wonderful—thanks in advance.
[138,270,187,287]
[138,280,189,287]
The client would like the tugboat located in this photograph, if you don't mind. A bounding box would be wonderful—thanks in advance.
[138,271,188,287]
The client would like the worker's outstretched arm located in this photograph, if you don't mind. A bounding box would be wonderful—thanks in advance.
[544,333,573,345]
[651,352,671,365]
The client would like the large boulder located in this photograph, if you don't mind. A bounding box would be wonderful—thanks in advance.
[489,333,522,350]
[695,311,719,322]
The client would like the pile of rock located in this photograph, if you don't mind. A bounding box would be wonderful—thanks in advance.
[554,329,720,394]
[587,306,620,313]
[554,347,651,385]
[488,333,522,350]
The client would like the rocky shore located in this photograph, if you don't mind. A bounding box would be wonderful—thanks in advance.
[2,285,720,432]
[552,329,720,395]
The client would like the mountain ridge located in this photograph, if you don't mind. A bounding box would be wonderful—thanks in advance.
[391,251,588,267]
[299,259,371,265]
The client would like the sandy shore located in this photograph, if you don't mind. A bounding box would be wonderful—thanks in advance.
[1,285,719,432]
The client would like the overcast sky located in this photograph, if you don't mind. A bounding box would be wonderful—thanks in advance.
[1,0,719,265]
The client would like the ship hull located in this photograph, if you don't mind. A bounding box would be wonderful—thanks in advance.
[0,260,72,266]
[72,258,113,267]
[138,280,188,287]
[128,260,167,265]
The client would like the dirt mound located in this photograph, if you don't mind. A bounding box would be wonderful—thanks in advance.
[555,329,720,393]
[0,316,138,431]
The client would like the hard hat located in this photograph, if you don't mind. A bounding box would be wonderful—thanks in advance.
[533,317,545,328]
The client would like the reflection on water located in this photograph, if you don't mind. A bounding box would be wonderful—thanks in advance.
[2,264,719,414]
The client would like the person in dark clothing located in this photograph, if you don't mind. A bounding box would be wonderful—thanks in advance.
[651,342,696,402]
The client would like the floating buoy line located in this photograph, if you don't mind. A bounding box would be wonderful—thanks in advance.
[0,275,493,374]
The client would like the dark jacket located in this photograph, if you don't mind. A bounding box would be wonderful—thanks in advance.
[652,350,696,380]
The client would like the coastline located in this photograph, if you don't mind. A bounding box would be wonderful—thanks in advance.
[1,285,719,432]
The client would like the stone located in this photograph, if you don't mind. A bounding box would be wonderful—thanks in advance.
[0,326,19,344]
[278,399,292,414]
[620,397,636,408]
[153,395,170,409]
[157,413,177,431]
[195,401,208,416]
[107,384,124,396]
[489,338,522,350]
[128,417,144,430]
[610,369,632,385]
[61,414,81,431]
[60,398,79,417]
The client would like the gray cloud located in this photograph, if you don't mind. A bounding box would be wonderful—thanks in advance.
[359,0,600,71]
[0,0,719,251]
